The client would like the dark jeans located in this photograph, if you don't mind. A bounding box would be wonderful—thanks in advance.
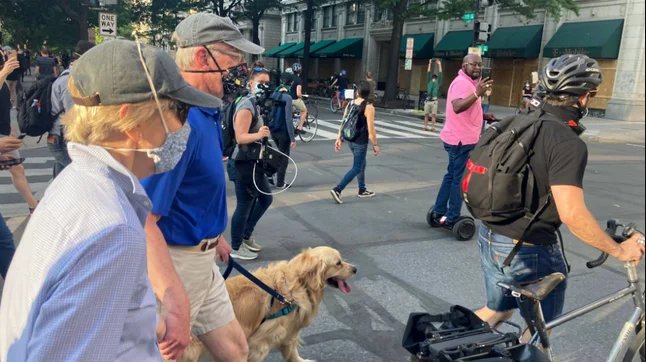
[0,213,16,279]
[47,135,72,178]
[230,161,273,251]
[336,142,368,192]
[272,132,291,186]
[434,142,475,222]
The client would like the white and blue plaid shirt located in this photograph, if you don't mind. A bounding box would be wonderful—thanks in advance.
[0,143,161,362]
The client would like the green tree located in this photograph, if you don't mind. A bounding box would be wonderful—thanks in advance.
[374,0,578,106]
[233,0,286,60]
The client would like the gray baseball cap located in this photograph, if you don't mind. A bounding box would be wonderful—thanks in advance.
[174,13,264,55]
[71,39,222,108]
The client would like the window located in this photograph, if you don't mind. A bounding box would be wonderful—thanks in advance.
[307,10,317,30]
[294,12,299,32]
[357,3,366,24]
[323,5,336,28]
[346,2,364,25]
[287,14,294,32]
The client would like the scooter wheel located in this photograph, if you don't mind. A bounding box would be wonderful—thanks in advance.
[453,218,476,241]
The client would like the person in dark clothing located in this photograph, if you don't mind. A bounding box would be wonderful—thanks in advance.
[331,70,349,109]
[474,54,645,328]
[230,62,274,261]
[61,53,70,70]
[35,46,58,79]
[270,84,295,189]
[330,81,379,204]
[24,50,31,75]
[18,50,29,82]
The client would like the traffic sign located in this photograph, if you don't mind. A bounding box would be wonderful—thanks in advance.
[478,45,489,53]
[99,13,118,37]
[406,37,414,60]
[468,47,482,56]
[404,59,413,71]
[463,12,476,23]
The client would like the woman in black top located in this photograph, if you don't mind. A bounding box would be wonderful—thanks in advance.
[230,62,274,261]
[331,81,379,204]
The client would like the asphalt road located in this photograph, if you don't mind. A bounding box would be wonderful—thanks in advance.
[3,106,645,362]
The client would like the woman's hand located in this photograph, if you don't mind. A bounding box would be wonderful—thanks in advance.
[334,138,342,152]
[257,126,270,140]
[373,145,380,156]
[290,142,297,149]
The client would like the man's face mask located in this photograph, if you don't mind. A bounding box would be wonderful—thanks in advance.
[184,46,249,96]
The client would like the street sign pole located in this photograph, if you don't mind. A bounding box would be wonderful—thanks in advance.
[405,37,414,71]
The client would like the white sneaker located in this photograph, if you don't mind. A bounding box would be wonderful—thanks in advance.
[243,236,263,252]
[231,245,259,261]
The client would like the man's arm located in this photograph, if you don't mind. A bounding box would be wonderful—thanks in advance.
[453,78,491,114]
[552,186,642,263]
[144,214,191,360]
[297,84,303,98]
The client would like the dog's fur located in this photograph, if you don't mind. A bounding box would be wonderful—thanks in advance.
[179,247,356,362]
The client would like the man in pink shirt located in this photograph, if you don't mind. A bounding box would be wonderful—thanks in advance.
[430,54,495,227]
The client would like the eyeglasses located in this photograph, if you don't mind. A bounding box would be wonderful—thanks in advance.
[209,46,246,64]
[465,62,484,68]
[172,101,190,125]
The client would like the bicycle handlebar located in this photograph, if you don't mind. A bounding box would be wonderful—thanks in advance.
[586,220,642,269]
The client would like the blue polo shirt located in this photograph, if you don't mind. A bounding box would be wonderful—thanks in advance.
[141,107,228,246]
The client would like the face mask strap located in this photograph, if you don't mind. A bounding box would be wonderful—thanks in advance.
[135,36,170,134]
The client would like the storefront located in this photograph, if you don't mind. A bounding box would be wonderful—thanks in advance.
[487,25,543,107]
[315,38,364,84]
[543,19,624,110]
[397,33,435,100]
[433,30,473,96]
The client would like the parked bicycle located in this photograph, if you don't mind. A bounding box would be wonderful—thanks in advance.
[397,88,412,109]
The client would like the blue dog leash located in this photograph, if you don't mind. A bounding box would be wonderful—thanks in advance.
[223,256,297,322]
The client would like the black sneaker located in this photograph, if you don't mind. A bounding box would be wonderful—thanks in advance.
[276,183,291,189]
[330,188,343,204]
[268,177,275,186]
[357,189,376,198]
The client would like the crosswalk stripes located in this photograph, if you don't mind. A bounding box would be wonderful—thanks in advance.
[309,118,444,141]
[0,156,54,218]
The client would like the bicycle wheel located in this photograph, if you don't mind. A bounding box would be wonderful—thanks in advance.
[299,114,318,143]
[330,96,341,113]
[623,327,645,362]
[308,102,319,120]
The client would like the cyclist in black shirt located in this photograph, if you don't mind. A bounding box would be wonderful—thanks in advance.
[331,70,349,108]
[475,54,645,328]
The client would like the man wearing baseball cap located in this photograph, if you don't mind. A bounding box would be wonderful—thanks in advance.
[0,39,220,362]
[142,13,263,362]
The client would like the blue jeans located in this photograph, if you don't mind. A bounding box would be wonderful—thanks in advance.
[434,142,475,222]
[478,226,568,322]
[336,142,368,192]
[0,213,16,279]
[230,162,273,251]
[482,104,490,114]
[47,135,72,179]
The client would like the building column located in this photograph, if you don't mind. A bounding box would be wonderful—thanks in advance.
[362,8,378,77]
[335,11,344,73]
[606,0,645,122]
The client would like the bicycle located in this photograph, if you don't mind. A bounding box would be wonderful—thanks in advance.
[303,94,318,120]
[496,220,645,362]
[397,88,411,109]
[330,86,343,113]
[293,108,318,143]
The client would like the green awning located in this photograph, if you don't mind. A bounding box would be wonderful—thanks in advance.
[399,33,435,59]
[277,42,312,58]
[263,42,297,58]
[543,19,624,59]
[295,40,336,57]
[488,25,543,58]
[434,30,473,58]
[316,38,364,58]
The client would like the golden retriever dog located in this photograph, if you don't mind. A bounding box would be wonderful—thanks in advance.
[179,247,357,362]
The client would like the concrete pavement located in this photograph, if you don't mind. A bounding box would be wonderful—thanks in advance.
[2,105,644,362]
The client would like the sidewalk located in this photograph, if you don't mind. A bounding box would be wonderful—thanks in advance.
[375,99,645,146]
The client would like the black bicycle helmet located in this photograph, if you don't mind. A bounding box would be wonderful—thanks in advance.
[539,54,603,97]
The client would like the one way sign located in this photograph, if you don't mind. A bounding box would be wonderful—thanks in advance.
[99,13,118,37]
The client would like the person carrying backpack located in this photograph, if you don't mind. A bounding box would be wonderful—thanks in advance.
[330,81,379,204]
[269,81,295,189]
[464,54,645,328]
[229,62,274,261]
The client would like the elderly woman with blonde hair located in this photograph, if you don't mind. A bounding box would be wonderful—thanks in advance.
[0,39,220,362]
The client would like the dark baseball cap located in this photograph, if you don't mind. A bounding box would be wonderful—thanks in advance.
[174,13,264,55]
[71,39,221,108]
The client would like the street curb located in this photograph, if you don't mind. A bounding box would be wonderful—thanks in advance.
[581,135,646,146]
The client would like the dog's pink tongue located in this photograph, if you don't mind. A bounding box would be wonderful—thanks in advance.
[339,281,352,294]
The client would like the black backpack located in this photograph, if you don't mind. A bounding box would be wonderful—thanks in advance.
[221,93,249,158]
[462,100,573,268]
[340,100,366,142]
[17,75,59,138]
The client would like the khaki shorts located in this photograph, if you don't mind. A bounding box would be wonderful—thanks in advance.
[292,98,307,113]
[424,100,439,116]
[158,245,235,338]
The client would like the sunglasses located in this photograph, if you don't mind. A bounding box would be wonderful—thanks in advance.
[253,67,269,73]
